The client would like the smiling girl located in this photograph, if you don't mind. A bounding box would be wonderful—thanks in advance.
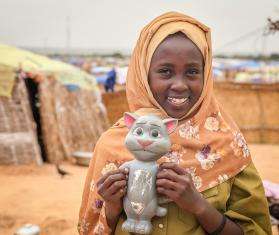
[78,12,271,235]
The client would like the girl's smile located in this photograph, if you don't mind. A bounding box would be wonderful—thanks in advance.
[148,32,204,119]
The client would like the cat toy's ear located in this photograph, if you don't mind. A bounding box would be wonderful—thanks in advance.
[124,112,138,129]
[163,118,178,134]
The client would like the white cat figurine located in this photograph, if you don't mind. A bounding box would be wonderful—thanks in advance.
[120,112,177,234]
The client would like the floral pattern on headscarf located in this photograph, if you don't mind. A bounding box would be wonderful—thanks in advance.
[204,112,231,133]
[77,218,90,234]
[204,116,220,131]
[101,162,118,175]
[230,132,250,158]
[179,120,199,139]
[90,180,95,192]
[185,167,202,189]
[161,144,187,164]
[93,222,105,235]
[218,174,229,183]
[195,145,222,170]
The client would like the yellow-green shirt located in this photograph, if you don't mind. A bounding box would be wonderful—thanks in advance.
[114,162,272,235]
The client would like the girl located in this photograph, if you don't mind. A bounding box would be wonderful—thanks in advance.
[78,12,271,235]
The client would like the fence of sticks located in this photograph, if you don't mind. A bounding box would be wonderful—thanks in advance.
[102,88,129,125]
[214,81,279,144]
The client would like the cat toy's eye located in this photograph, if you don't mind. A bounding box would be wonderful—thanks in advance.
[150,129,161,138]
[133,127,144,136]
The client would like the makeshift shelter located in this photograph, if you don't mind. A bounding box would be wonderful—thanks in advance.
[0,44,109,165]
[0,64,42,165]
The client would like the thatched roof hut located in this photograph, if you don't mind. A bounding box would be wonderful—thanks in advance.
[0,64,42,165]
[0,44,109,165]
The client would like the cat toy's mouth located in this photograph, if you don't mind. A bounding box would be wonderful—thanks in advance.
[167,96,189,106]
[132,149,156,154]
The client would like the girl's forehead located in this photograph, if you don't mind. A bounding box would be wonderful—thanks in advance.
[153,35,203,61]
[148,37,204,70]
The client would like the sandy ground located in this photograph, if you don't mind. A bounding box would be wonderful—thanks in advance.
[0,144,278,235]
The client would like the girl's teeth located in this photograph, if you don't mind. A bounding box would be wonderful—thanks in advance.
[168,97,188,104]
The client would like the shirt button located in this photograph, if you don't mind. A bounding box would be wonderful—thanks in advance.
[158,223,164,229]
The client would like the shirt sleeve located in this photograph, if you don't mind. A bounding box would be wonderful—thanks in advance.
[224,162,272,235]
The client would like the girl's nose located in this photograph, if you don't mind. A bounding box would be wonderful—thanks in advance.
[137,139,153,148]
[170,76,189,92]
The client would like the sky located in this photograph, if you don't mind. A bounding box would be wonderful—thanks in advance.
[0,0,279,55]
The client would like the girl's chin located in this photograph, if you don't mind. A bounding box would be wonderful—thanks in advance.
[165,108,189,119]
[163,102,193,118]
[168,112,188,119]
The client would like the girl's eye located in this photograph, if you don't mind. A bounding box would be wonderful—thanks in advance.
[150,129,161,138]
[158,68,172,76]
[133,127,144,136]
[186,68,199,75]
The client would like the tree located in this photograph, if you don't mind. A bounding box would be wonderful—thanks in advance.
[267,18,279,34]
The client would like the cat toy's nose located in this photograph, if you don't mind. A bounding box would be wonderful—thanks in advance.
[137,140,153,148]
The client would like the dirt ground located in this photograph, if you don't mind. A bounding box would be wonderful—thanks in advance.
[0,144,278,235]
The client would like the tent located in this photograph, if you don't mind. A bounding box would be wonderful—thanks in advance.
[0,44,109,165]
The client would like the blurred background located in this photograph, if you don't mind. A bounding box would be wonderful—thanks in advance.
[0,1,278,234]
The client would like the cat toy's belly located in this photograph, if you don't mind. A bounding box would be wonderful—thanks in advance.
[127,169,155,202]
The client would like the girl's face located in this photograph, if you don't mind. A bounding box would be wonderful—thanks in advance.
[148,33,204,119]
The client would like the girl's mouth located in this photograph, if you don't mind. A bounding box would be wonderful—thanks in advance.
[167,96,190,106]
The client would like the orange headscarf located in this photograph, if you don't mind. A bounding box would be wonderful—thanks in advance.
[78,12,251,235]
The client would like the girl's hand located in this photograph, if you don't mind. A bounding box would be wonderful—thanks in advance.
[156,162,206,215]
[97,168,129,215]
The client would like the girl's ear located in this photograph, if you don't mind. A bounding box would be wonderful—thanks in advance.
[163,118,178,134]
[124,112,138,129]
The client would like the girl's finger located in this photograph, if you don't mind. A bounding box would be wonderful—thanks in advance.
[120,167,129,175]
[106,179,127,195]
[157,168,179,182]
[157,187,177,201]
[112,187,127,200]
[97,169,122,185]
[156,178,180,191]
[159,162,185,175]
[101,173,127,189]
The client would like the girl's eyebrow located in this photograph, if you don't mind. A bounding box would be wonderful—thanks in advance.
[136,122,147,125]
[156,62,174,67]
[187,62,203,67]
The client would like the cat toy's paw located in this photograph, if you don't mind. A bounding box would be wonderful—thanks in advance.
[156,206,167,217]
[135,220,152,234]
[122,219,136,232]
